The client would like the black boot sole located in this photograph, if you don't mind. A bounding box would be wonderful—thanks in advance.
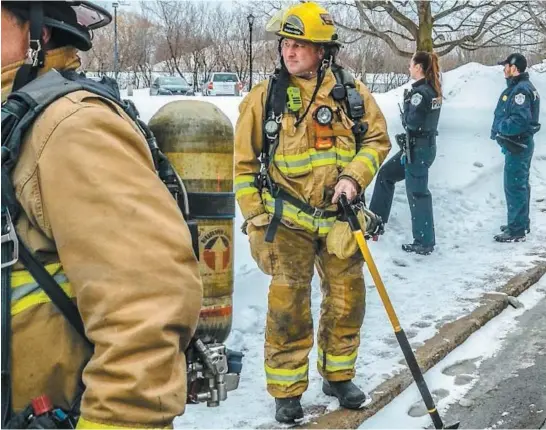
[275,413,304,424]
[322,383,367,409]
[495,236,526,243]
[402,246,434,255]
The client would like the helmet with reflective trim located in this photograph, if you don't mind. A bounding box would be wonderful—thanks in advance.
[2,1,112,52]
[266,2,339,45]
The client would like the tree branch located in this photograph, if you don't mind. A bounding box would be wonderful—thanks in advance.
[359,0,419,37]
[337,20,414,57]
[433,0,496,22]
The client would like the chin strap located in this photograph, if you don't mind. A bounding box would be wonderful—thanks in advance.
[12,2,45,92]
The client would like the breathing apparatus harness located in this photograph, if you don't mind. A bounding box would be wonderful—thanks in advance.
[12,2,46,92]
[257,40,368,242]
[1,74,240,430]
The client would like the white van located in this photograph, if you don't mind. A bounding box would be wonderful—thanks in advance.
[202,72,243,96]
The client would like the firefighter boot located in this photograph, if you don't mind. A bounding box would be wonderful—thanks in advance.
[322,380,367,409]
[275,396,304,423]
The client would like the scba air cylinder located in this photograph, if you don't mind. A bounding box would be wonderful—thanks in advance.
[149,100,234,343]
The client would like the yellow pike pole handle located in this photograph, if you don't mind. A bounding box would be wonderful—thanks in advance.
[339,194,459,430]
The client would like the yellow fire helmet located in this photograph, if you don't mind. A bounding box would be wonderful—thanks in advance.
[266,2,339,45]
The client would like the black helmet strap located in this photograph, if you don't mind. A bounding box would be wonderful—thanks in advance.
[13,2,45,92]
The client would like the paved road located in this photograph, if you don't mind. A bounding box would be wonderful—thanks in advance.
[441,296,546,429]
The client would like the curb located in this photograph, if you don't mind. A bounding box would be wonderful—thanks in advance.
[302,261,546,429]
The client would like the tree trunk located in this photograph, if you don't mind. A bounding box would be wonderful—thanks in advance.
[360,48,367,84]
[416,1,433,52]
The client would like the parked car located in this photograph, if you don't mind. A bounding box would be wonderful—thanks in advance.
[150,76,194,96]
[202,72,243,96]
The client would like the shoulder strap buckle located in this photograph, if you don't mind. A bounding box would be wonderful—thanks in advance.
[1,210,19,268]
[26,40,42,67]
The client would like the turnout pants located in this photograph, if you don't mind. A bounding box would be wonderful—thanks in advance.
[369,142,437,247]
[247,223,365,398]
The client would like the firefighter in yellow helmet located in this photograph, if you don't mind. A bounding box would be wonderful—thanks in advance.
[234,1,391,423]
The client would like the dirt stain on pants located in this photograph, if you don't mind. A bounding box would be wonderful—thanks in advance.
[248,223,365,398]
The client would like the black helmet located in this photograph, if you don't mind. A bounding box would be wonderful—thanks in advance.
[3,1,112,91]
[3,1,112,52]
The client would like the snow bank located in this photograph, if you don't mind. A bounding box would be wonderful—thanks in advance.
[124,62,546,429]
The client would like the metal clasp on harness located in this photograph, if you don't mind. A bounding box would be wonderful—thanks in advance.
[1,210,19,268]
[312,207,325,218]
[26,39,42,67]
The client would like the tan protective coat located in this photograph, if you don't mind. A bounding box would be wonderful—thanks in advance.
[235,68,391,225]
[235,68,390,397]
[3,48,203,428]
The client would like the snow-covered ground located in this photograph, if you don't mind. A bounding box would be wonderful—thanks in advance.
[363,276,546,429]
[124,62,546,428]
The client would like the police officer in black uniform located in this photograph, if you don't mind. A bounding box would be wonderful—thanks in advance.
[491,53,541,242]
[369,51,442,255]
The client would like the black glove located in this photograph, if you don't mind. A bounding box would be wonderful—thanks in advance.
[395,133,407,150]
[530,123,541,135]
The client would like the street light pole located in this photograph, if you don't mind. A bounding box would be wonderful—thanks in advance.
[113,2,119,81]
[247,14,255,91]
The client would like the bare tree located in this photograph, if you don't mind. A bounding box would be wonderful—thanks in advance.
[81,16,114,74]
[82,8,158,88]
[333,1,533,57]
[117,12,158,87]
[142,1,193,77]
[523,1,546,57]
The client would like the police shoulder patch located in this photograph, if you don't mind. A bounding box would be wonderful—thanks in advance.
[514,93,525,105]
[411,93,423,106]
[431,97,442,110]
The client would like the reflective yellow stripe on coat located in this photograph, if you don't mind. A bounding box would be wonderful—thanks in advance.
[234,174,260,199]
[317,348,358,373]
[265,362,309,387]
[273,146,356,176]
[353,147,380,177]
[262,190,337,236]
[10,263,74,316]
